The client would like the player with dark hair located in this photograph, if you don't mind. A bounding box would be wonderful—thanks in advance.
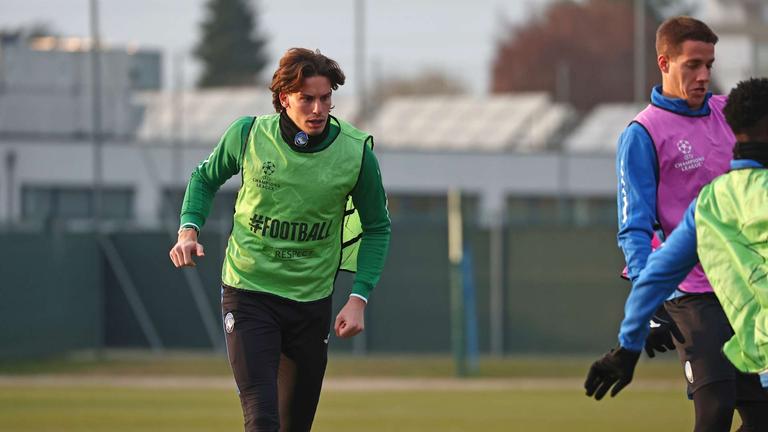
[588,77,768,431]
[169,47,391,431]
[608,15,768,431]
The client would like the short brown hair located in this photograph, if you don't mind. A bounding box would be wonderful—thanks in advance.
[269,48,346,112]
[656,16,718,58]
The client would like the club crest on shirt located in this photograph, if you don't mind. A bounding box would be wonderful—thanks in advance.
[294,131,309,147]
[224,312,235,334]
[685,360,694,384]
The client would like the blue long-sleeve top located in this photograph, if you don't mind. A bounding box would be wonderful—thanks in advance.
[617,86,714,282]
[618,159,765,351]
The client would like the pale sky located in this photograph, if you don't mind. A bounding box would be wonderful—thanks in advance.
[0,0,553,95]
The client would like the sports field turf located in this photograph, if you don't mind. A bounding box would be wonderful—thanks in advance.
[0,353,743,431]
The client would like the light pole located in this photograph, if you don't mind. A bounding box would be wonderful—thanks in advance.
[634,0,646,103]
[90,0,103,228]
[355,0,366,125]
[352,0,369,356]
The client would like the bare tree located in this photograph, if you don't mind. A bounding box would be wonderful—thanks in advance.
[491,0,662,112]
[0,22,58,43]
[373,69,467,101]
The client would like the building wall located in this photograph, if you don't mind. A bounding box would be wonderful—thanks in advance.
[0,41,158,138]
[0,138,616,227]
[0,135,623,358]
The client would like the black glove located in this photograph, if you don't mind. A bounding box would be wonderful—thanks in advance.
[584,346,641,400]
[644,306,685,358]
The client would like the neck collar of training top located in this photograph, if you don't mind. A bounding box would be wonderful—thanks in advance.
[733,141,768,168]
[279,110,331,152]
[650,85,713,117]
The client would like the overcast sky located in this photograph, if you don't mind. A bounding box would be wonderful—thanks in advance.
[0,0,553,95]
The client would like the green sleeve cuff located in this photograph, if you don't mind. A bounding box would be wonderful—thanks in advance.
[351,281,373,301]
[180,214,204,230]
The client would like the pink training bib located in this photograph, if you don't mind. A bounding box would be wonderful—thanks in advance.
[632,95,733,293]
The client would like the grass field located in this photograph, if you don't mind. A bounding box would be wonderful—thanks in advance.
[0,352,743,431]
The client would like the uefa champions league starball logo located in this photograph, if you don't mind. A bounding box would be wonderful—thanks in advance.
[262,161,276,177]
[673,138,705,170]
[677,139,692,155]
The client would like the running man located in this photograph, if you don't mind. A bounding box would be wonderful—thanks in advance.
[169,48,391,431]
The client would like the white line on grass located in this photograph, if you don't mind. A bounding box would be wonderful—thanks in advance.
[0,376,681,391]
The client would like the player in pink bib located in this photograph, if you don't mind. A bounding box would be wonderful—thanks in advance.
[601,17,768,431]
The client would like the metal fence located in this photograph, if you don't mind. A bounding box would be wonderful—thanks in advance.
[0,217,629,359]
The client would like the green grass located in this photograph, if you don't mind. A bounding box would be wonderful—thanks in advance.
[0,352,742,431]
[0,351,232,376]
[0,386,241,432]
[0,351,684,379]
[0,385,701,432]
[316,389,696,432]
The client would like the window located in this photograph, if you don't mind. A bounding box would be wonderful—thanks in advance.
[160,188,238,225]
[21,186,134,221]
[386,193,478,224]
[570,197,615,227]
[387,194,446,222]
[506,196,615,226]
[757,41,768,77]
[506,197,566,226]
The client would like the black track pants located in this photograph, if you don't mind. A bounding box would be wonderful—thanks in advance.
[222,286,332,432]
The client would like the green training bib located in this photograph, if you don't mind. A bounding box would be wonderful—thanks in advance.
[696,168,768,373]
[221,114,367,301]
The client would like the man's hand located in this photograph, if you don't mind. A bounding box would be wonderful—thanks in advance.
[644,306,684,358]
[334,296,366,338]
[585,346,641,400]
[169,228,205,268]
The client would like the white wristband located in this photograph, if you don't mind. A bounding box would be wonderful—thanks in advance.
[178,223,200,235]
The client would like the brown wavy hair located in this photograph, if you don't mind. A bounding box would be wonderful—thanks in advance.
[269,48,346,112]
[656,16,718,59]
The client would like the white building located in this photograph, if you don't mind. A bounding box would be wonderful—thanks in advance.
[0,37,617,230]
[0,36,160,139]
[702,0,768,92]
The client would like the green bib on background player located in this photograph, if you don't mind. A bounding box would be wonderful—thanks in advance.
[695,168,768,373]
[221,114,368,302]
